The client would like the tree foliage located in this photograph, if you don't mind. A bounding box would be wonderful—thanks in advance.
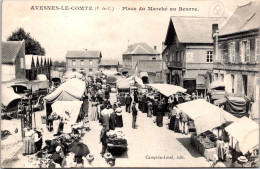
[7,27,46,55]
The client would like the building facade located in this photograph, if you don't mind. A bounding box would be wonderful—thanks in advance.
[99,60,119,74]
[213,2,259,101]
[122,43,160,69]
[162,17,225,94]
[135,60,166,84]
[1,40,26,82]
[66,50,102,76]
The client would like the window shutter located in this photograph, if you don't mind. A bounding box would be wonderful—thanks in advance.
[239,41,242,63]
[228,43,231,63]
[246,40,250,62]
[235,41,240,63]
[250,38,255,63]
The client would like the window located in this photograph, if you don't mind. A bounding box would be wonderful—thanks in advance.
[240,40,250,62]
[207,51,213,63]
[180,51,183,62]
[89,60,93,66]
[231,74,235,93]
[80,60,84,66]
[214,73,218,81]
[20,58,24,69]
[176,51,179,62]
[220,74,224,82]
[256,38,260,62]
[72,60,76,66]
[228,42,235,63]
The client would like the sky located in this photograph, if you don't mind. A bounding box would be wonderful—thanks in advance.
[2,0,250,62]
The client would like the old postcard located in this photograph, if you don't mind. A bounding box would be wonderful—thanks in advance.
[1,0,259,168]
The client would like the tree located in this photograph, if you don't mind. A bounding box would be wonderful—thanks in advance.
[7,27,46,55]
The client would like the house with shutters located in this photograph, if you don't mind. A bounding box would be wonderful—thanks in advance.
[1,40,26,82]
[213,1,259,101]
[162,16,226,94]
[66,49,102,76]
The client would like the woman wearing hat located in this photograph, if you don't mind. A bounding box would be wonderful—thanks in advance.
[115,107,123,127]
[52,146,66,168]
[34,128,43,152]
[22,127,35,155]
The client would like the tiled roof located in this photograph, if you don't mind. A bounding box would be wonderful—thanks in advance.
[99,60,119,66]
[219,2,260,36]
[66,50,102,59]
[168,17,226,43]
[123,43,159,55]
[1,40,25,64]
[136,60,162,72]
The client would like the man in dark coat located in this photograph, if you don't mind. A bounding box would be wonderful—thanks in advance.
[132,102,138,129]
[156,105,163,127]
[100,124,108,157]
[109,110,117,130]
[125,94,132,113]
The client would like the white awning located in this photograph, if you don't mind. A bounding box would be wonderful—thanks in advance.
[177,99,238,135]
[147,84,187,97]
[225,117,259,154]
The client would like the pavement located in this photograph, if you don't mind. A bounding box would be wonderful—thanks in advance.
[1,93,211,168]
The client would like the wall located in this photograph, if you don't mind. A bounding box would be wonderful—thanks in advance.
[2,64,15,81]
[15,42,26,80]
[66,58,99,76]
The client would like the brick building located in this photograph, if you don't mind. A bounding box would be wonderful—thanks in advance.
[213,2,259,101]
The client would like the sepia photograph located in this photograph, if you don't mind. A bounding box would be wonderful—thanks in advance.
[1,0,259,168]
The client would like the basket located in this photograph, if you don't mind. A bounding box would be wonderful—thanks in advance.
[41,116,46,124]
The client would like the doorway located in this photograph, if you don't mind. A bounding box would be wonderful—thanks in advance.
[242,75,248,96]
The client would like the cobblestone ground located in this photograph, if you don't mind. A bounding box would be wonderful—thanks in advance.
[1,93,211,168]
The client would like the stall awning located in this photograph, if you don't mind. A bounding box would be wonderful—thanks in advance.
[63,71,83,79]
[140,72,148,78]
[147,84,187,97]
[44,78,85,102]
[15,80,49,92]
[36,74,47,81]
[116,78,130,89]
[177,99,238,135]
[225,117,259,154]
[1,85,21,107]
[52,101,82,124]
[209,80,225,90]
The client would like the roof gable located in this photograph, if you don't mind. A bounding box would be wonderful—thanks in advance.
[219,2,260,36]
[123,43,159,55]
[165,17,226,44]
[66,50,102,59]
[1,40,25,64]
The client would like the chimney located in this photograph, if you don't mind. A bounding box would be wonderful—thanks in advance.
[154,46,157,51]
[212,24,219,37]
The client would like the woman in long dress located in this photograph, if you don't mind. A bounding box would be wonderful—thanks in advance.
[90,99,98,121]
[115,107,123,127]
[23,127,35,155]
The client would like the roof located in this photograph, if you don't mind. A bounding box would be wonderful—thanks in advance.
[123,43,159,55]
[166,17,226,44]
[219,2,260,36]
[136,60,162,72]
[99,60,119,66]
[65,50,102,59]
[1,40,25,64]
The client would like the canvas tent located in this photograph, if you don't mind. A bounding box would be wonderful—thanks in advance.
[1,85,22,111]
[209,80,225,90]
[37,74,48,81]
[147,84,187,97]
[52,101,83,133]
[225,117,259,154]
[177,99,238,135]
[44,78,85,102]
[116,78,130,89]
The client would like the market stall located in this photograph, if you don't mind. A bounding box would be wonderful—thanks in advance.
[51,101,83,134]
[116,78,130,106]
[208,80,226,103]
[214,93,251,118]
[177,99,238,161]
[107,75,117,88]
[106,129,127,155]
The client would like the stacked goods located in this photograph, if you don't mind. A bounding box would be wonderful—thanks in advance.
[107,130,127,146]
